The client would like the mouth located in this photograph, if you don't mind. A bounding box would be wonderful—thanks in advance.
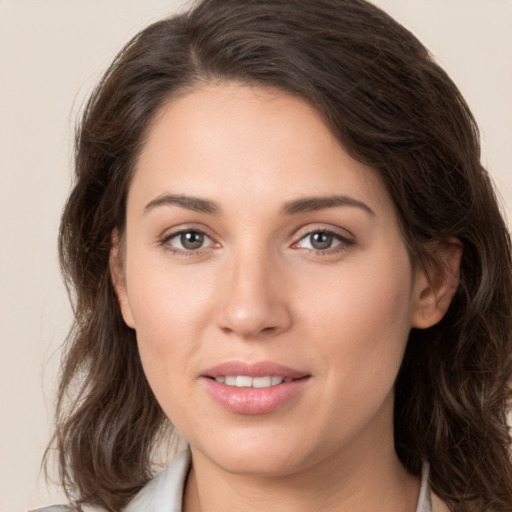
[201,361,311,415]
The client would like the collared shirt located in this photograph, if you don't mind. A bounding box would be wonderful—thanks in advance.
[32,451,434,512]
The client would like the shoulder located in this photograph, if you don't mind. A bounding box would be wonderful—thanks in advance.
[29,506,104,512]
[29,452,190,512]
[123,450,191,512]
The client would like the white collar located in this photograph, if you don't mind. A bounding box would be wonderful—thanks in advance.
[416,461,432,512]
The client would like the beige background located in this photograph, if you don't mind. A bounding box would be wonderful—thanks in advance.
[1,1,511,511]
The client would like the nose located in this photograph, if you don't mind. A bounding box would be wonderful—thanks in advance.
[215,250,292,339]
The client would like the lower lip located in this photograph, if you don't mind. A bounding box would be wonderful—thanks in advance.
[203,377,310,415]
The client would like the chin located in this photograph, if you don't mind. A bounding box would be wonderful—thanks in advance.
[191,429,314,477]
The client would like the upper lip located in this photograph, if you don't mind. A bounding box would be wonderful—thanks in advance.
[201,360,309,379]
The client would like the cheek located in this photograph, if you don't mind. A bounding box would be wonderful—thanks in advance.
[302,248,414,397]
[127,268,217,430]
[125,254,217,380]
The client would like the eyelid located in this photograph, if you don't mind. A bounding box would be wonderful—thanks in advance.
[158,222,216,240]
[291,224,356,254]
[292,223,355,243]
[158,224,220,255]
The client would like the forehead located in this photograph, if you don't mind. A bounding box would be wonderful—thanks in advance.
[131,82,390,215]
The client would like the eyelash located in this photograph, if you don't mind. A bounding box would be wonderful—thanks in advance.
[159,228,217,257]
[292,228,355,256]
[158,227,355,257]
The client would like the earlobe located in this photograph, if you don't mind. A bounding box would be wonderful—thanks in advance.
[110,232,135,329]
[411,237,462,329]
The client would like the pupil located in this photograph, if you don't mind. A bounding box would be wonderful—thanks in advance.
[181,231,204,250]
[311,232,332,250]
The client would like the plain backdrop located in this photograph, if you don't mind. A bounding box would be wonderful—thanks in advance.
[1,1,511,511]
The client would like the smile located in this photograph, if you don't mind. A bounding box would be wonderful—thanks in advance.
[214,376,293,388]
[201,361,311,414]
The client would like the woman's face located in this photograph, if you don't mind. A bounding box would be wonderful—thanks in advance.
[115,83,429,477]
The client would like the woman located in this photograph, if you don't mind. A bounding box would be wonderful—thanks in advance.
[39,0,512,511]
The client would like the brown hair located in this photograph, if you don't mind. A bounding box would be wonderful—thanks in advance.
[51,1,512,510]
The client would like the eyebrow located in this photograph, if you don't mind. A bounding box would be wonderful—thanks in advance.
[144,194,219,214]
[281,195,375,216]
[143,193,375,217]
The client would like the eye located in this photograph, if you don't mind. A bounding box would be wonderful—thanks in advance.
[164,229,215,252]
[295,229,353,252]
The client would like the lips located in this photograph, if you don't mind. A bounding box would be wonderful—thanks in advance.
[201,361,311,415]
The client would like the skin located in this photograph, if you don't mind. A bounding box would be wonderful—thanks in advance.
[113,83,460,512]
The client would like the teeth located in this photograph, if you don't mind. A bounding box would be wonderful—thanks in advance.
[236,376,252,387]
[214,375,289,388]
[253,376,272,388]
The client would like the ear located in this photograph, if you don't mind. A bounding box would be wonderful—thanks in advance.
[411,237,462,329]
[110,231,135,329]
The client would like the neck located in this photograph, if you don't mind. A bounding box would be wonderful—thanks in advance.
[185,454,418,512]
